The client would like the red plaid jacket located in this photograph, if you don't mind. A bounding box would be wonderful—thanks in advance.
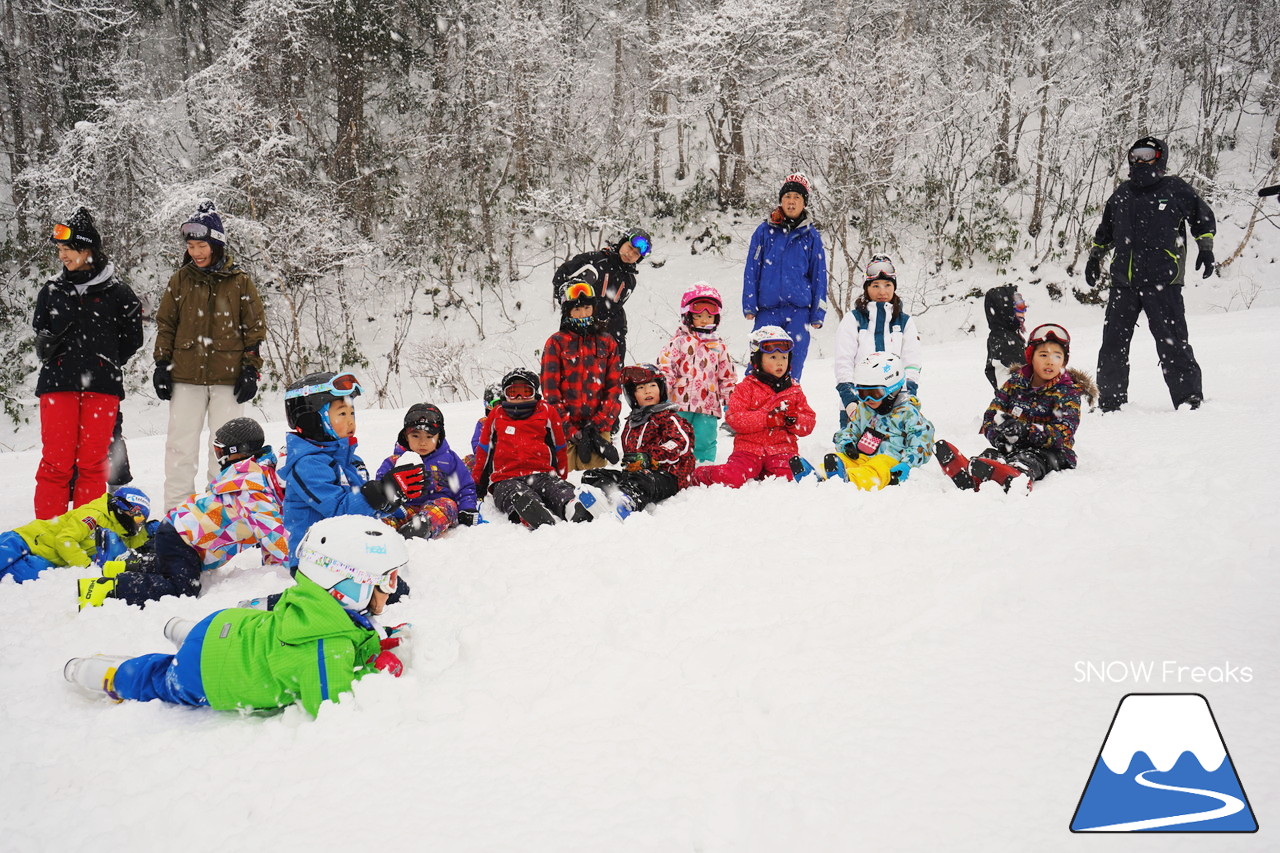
[540,329,622,433]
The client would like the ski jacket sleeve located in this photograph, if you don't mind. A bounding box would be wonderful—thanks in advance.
[288,452,379,519]
[153,272,181,363]
[449,450,479,511]
[742,225,765,316]
[1091,193,1117,255]
[832,312,861,383]
[470,413,496,497]
[900,315,924,391]
[895,400,935,468]
[546,407,569,478]
[552,250,599,299]
[375,453,398,480]
[1031,383,1082,457]
[725,378,770,436]
[540,334,566,419]
[783,386,817,438]
[117,284,144,365]
[981,379,1015,443]
[656,334,688,402]
[591,338,623,432]
[237,275,268,370]
[1183,183,1216,250]
[808,232,828,326]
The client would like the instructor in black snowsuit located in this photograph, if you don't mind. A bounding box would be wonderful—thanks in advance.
[983,284,1026,391]
[1086,136,1214,412]
[552,228,651,364]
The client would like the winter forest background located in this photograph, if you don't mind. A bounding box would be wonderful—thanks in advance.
[1,0,1278,419]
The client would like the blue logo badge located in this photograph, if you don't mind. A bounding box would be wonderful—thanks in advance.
[1070,693,1257,832]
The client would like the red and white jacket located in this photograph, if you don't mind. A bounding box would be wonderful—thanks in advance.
[471,401,569,493]
[620,408,697,488]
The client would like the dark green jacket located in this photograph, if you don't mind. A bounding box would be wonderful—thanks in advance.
[153,252,266,385]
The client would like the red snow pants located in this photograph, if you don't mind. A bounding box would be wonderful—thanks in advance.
[35,391,120,519]
[691,450,795,489]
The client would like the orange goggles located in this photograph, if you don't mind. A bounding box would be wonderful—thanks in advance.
[51,224,74,242]
[504,382,535,401]
[563,281,595,302]
[758,340,793,354]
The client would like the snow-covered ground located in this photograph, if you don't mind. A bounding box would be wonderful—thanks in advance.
[1,272,1277,849]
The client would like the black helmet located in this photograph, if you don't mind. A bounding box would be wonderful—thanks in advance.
[620,363,668,408]
[1127,136,1168,171]
[398,402,445,447]
[285,371,363,441]
[214,417,266,467]
[499,368,541,419]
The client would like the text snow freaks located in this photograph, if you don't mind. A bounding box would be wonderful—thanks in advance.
[1074,661,1253,684]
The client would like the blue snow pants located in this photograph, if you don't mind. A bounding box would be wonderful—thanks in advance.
[0,531,54,583]
[112,611,218,706]
[753,308,812,380]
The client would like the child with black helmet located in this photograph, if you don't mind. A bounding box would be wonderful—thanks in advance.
[279,372,426,565]
[581,364,696,518]
[465,383,504,469]
[470,368,593,529]
[376,403,480,539]
[64,514,411,717]
[936,323,1094,493]
[541,279,623,472]
[79,417,288,609]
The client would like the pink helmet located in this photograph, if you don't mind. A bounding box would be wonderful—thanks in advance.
[680,283,723,313]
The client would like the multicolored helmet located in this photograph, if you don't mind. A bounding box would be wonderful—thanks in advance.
[295,515,408,613]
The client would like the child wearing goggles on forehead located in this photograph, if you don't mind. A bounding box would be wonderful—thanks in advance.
[153,200,267,510]
[657,283,738,463]
[936,324,1095,493]
[64,516,412,718]
[551,227,652,362]
[983,284,1027,391]
[375,403,481,539]
[280,372,427,571]
[471,369,594,529]
[691,326,816,489]
[823,353,934,489]
[0,487,150,584]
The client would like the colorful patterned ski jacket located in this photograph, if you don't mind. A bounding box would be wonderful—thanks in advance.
[279,433,381,564]
[657,324,738,417]
[742,211,828,325]
[12,494,148,567]
[376,438,478,513]
[981,366,1082,468]
[540,327,622,433]
[197,576,383,718]
[621,407,697,488]
[724,373,816,459]
[166,450,287,570]
[471,401,569,495]
[832,392,935,469]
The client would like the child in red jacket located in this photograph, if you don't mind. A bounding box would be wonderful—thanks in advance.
[541,279,622,472]
[581,364,696,518]
[471,369,594,529]
[692,326,816,488]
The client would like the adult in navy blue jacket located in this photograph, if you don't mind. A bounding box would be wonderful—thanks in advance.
[1085,137,1215,412]
[742,173,827,380]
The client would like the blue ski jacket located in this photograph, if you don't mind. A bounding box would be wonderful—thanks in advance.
[280,432,380,564]
[742,212,828,325]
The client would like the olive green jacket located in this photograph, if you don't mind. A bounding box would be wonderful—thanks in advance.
[154,253,266,385]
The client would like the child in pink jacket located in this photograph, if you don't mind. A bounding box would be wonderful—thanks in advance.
[691,326,815,488]
[658,283,738,462]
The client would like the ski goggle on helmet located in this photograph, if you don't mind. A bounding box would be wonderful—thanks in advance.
[749,326,794,355]
[504,381,536,401]
[562,280,596,303]
[1127,146,1161,165]
[623,229,652,259]
[1025,323,1071,365]
[865,254,897,283]
[852,352,905,401]
[284,372,363,401]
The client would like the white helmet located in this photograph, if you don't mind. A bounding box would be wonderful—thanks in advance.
[852,352,905,397]
[748,325,793,355]
[295,515,409,613]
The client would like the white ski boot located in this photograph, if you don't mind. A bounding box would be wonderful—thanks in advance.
[164,617,197,648]
[63,655,130,702]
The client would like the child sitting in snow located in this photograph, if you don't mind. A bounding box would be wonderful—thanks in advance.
[63,515,411,718]
[691,326,816,488]
[581,364,696,517]
[936,323,1093,493]
[657,283,738,463]
[541,278,622,471]
[465,383,503,469]
[376,403,480,539]
[0,487,150,585]
[471,368,594,529]
[833,255,923,427]
[77,418,287,609]
[983,285,1027,391]
[279,372,425,566]
[823,353,934,490]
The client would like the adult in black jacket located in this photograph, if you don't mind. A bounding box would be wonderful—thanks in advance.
[33,208,143,518]
[1085,137,1214,412]
[552,229,651,362]
[983,285,1025,391]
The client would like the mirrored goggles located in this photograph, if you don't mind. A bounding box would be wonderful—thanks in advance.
[284,372,363,400]
[504,382,535,401]
[865,257,897,281]
[563,281,595,302]
[1014,293,1027,312]
[377,568,400,594]
[180,221,225,242]
[688,300,720,315]
[628,233,652,258]
[1128,146,1160,165]
[621,365,661,385]
[855,385,894,401]
[757,339,793,354]
[1028,323,1071,348]
[51,223,74,242]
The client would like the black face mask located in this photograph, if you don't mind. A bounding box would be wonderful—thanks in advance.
[501,399,537,419]
[1129,163,1163,189]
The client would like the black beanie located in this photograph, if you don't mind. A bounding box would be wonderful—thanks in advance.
[778,173,811,203]
[50,207,101,252]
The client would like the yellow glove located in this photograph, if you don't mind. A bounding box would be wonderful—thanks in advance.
[77,577,116,610]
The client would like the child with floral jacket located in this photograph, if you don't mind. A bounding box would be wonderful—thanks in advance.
[658,283,738,462]
[826,353,934,490]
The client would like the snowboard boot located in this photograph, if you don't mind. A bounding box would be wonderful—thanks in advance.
[788,456,821,482]
[64,655,129,703]
[511,492,557,530]
[934,441,976,491]
[77,577,117,610]
[969,456,1033,494]
[164,617,197,648]
[823,453,849,482]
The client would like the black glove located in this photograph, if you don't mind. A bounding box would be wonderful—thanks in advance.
[995,418,1028,448]
[233,364,259,404]
[457,509,479,526]
[1084,254,1103,288]
[1195,248,1215,278]
[571,429,596,464]
[153,361,173,401]
[592,427,620,465]
[35,330,67,364]
[622,451,654,472]
[841,442,860,459]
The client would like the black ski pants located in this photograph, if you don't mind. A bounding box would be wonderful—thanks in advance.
[978,447,1070,482]
[581,468,679,511]
[112,521,202,607]
[1097,283,1202,410]
[492,473,577,521]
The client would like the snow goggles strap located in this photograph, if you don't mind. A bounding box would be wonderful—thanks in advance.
[628,232,652,258]
[284,372,363,400]
[1028,323,1070,348]
[377,568,399,594]
[180,221,226,242]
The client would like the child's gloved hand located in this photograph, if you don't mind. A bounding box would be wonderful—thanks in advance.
[369,649,405,677]
[622,451,654,473]
[995,418,1027,448]
[766,407,796,428]
[386,464,426,500]
[841,442,861,459]
[888,461,911,485]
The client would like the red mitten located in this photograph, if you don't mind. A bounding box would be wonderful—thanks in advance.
[370,649,404,677]
[387,464,425,501]
[765,409,787,428]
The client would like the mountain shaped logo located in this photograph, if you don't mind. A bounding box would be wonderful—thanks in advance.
[1070,693,1258,832]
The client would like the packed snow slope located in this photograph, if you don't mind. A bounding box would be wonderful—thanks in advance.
[1,237,1278,849]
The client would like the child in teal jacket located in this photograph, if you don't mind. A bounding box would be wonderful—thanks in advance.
[0,487,150,583]
[824,353,934,490]
[63,515,410,718]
